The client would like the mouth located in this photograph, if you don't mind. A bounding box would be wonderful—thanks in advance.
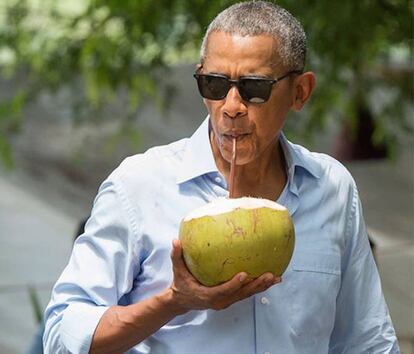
[222,132,250,142]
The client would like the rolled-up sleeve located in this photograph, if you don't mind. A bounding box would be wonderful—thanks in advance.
[43,176,142,353]
[329,183,400,353]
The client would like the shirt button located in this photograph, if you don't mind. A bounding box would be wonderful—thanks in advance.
[264,352,271,354]
[260,297,269,305]
[214,176,221,183]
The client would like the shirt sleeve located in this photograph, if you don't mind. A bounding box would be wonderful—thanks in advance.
[329,183,400,353]
[43,176,142,354]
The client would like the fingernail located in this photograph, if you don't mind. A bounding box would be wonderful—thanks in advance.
[273,277,282,284]
[239,273,247,282]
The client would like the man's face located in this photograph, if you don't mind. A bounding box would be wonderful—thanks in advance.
[202,31,294,165]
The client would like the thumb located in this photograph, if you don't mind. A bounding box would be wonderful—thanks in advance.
[171,239,182,260]
[171,239,187,273]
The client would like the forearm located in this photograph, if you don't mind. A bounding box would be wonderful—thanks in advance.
[89,288,185,354]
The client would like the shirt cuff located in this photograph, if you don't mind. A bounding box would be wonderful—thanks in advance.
[60,302,109,354]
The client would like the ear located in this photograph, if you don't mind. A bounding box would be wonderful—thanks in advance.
[291,72,316,112]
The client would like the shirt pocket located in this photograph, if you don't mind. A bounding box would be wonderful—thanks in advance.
[286,252,341,340]
[290,252,341,275]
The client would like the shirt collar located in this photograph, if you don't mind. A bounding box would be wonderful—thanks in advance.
[176,116,219,184]
[279,133,321,181]
[176,116,321,185]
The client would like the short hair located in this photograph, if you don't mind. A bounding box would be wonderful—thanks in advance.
[200,1,307,72]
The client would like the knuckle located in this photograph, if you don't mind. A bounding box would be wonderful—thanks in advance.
[198,290,213,305]
[211,303,221,310]
[215,288,227,298]
[211,301,228,311]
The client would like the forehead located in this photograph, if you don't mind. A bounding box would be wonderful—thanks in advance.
[203,31,280,76]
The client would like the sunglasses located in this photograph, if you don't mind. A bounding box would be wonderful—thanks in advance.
[194,70,302,103]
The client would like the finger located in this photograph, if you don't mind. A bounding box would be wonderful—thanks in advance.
[273,276,282,284]
[171,239,187,274]
[256,272,282,284]
[207,271,249,296]
[170,239,182,260]
[238,273,280,298]
[171,239,201,286]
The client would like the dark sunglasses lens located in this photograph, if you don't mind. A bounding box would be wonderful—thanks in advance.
[240,79,272,103]
[196,75,229,100]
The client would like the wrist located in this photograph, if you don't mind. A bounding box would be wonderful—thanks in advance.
[155,288,188,317]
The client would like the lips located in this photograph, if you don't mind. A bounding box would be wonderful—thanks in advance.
[223,134,249,142]
[222,130,250,140]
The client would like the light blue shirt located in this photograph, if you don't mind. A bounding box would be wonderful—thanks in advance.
[44,117,399,354]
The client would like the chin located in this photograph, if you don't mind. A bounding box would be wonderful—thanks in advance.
[221,149,253,166]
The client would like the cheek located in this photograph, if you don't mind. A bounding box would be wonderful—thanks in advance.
[204,100,224,131]
[203,99,220,115]
[203,98,210,109]
[250,109,285,146]
[261,98,290,128]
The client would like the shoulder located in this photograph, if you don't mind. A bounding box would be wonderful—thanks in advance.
[288,141,358,207]
[291,141,356,188]
[93,138,190,214]
[108,138,189,184]
[290,143,363,235]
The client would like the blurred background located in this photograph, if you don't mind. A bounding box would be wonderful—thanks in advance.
[0,1,413,353]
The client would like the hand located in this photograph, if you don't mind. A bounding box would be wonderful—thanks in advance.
[168,239,281,313]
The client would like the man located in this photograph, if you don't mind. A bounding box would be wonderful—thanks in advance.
[44,2,399,353]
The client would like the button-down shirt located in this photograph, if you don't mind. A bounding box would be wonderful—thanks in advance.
[44,117,399,354]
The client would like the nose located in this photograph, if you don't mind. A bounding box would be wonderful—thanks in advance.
[222,85,247,119]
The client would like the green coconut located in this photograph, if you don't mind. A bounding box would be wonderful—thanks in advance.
[179,197,295,287]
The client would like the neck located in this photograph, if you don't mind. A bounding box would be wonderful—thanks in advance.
[211,133,287,201]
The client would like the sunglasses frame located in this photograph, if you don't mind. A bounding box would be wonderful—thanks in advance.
[194,69,302,103]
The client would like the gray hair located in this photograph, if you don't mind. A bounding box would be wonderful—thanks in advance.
[200,1,307,71]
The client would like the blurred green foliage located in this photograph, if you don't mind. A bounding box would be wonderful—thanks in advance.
[0,0,412,166]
